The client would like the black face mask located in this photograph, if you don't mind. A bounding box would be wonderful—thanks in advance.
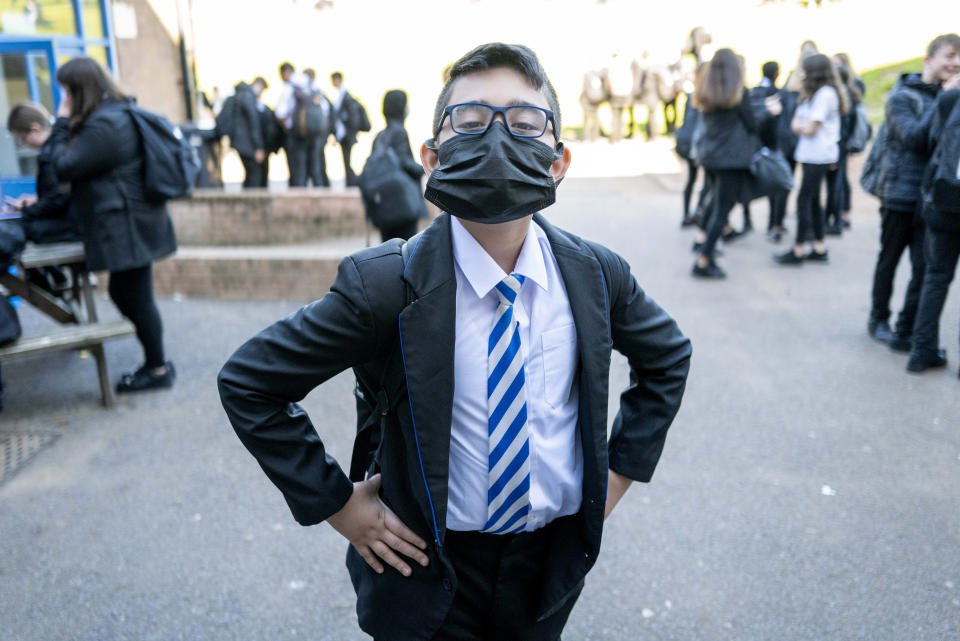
[424,123,563,224]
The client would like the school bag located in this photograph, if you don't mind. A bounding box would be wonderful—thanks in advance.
[214,95,237,139]
[674,97,700,160]
[349,236,416,481]
[359,143,426,230]
[926,90,960,214]
[258,104,285,154]
[350,96,372,133]
[844,102,873,154]
[126,105,201,202]
[293,86,329,139]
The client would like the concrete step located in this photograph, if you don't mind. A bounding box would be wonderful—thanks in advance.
[153,236,378,300]
[169,187,367,246]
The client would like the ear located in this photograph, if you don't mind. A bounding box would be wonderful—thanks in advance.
[549,143,572,183]
[420,141,438,176]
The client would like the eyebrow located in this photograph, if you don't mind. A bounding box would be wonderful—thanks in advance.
[455,98,547,109]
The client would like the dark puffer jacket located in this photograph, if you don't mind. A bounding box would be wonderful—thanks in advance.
[228,82,265,159]
[921,89,960,232]
[881,73,940,210]
[694,89,762,171]
[49,101,177,272]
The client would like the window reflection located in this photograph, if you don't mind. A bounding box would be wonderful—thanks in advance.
[0,1,78,36]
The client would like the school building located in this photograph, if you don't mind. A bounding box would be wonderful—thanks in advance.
[0,0,197,196]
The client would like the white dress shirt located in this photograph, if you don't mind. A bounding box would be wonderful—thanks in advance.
[333,87,347,141]
[446,217,582,532]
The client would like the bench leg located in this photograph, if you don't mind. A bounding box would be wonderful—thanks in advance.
[91,343,114,407]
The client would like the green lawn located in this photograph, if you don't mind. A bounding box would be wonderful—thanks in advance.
[861,57,923,124]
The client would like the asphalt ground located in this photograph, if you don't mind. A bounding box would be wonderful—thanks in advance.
[1,174,959,640]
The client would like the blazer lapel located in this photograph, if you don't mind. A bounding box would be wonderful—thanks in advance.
[398,214,457,542]
[535,214,612,501]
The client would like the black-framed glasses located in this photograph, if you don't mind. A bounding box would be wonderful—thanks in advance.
[440,102,556,139]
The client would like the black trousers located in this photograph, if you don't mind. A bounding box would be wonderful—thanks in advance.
[424,527,581,641]
[683,159,707,219]
[825,152,847,226]
[285,136,308,187]
[341,140,357,186]
[308,136,330,187]
[795,162,829,244]
[108,264,165,368]
[912,226,960,356]
[700,169,750,258]
[870,206,926,335]
[240,155,266,189]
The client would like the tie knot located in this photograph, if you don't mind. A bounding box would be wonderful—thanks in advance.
[494,273,525,306]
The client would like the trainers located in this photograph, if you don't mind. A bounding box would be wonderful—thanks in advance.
[906,349,947,373]
[773,250,803,265]
[867,318,894,344]
[824,224,843,236]
[692,260,726,279]
[117,360,176,393]
[804,250,829,263]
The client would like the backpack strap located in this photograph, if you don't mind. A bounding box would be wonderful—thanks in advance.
[348,235,419,482]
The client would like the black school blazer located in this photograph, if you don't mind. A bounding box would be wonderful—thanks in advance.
[218,213,692,641]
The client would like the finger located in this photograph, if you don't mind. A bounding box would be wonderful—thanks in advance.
[382,530,430,567]
[370,540,412,577]
[356,545,384,574]
[383,510,427,550]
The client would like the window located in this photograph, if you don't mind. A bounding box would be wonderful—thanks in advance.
[0,0,78,36]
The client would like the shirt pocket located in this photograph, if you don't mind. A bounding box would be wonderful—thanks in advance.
[540,323,578,410]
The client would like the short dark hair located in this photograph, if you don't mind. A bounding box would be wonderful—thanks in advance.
[927,33,960,58]
[251,76,268,90]
[331,71,343,82]
[383,89,408,119]
[7,101,51,133]
[762,61,780,82]
[303,68,316,81]
[431,43,561,140]
[279,62,294,76]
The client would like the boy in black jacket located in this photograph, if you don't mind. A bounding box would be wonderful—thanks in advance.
[219,43,691,641]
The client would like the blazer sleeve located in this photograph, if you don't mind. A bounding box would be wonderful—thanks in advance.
[49,116,124,182]
[240,90,264,151]
[602,251,692,482]
[217,255,386,526]
[886,90,936,154]
[390,127,424,180]
[21,155,70,219]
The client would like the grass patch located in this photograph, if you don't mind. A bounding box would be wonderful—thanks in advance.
[861,57,923,123]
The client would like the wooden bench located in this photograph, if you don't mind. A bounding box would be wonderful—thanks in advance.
[0,242,136,407]
[0,320,136,406]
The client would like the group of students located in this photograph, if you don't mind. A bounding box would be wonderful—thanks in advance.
[678,40,868,279]
[1,56,179,411]
[216,63,370,189]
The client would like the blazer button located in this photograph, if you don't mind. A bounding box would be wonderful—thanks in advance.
[442,578,452,591]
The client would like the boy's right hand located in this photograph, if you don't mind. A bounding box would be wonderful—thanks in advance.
[326,474,430,577]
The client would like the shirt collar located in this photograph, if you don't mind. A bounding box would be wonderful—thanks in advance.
[450,217,549,300]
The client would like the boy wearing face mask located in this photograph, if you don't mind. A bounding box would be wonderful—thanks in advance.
[219,43,691,641]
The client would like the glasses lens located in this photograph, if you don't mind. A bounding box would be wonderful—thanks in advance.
[450,104,493,134]
[506,107,548,137]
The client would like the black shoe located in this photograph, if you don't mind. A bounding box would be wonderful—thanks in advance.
[692,260,726,279]
[691,242,722,256]
[842,219,851,229]
[867,319,895,344]
[889,334,912,353]
[824,224,843,236]
[804,250,829,263]
[681,216,699,228]
[906,349,947,372]
[773,250,803,265]
[117,360,176,393]
[721,229,742,243]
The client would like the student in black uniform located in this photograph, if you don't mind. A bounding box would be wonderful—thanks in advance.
[219,42,691,641]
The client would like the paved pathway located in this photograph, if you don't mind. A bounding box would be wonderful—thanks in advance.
[1,173,958,640]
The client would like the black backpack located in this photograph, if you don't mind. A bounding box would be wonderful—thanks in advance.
[349,237,416,481]
[214,95,237,139]
[126,105,201,202]
[926,90,960,214]
[293,86,329,139]
[350,96,372,133]
[359,142,425,230]
[258,104,285,154]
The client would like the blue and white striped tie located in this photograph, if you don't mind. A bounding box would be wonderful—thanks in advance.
[482,273,530,535]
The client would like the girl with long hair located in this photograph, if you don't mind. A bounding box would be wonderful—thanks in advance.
[775,53,848,265]
[50,57,178,392]
[691,48,781,278]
